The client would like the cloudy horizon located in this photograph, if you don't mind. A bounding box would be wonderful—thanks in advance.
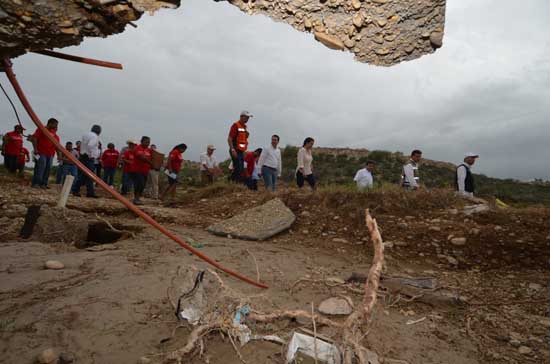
[1,0,549,181]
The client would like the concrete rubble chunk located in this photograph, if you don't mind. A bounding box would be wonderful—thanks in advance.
[207,198,296,241]
[318,297,353,315]
[1,0,445,67]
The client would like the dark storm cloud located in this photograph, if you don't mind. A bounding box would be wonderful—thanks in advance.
[0,0,548,180]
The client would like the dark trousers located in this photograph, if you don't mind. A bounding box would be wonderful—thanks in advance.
[121,171,133,195]
[32,155,53,187]
[60,164,77,187]
[131,172,147,195]
[4,154,18,173]
[72,155,96,196]
[94,163,102,179]
[103,167,116,186]
[246,178,258,191]
[230,150,245,183]
[296,171,316,189]
[55,164,63,184]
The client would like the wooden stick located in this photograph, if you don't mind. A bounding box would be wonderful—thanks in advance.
[311,302,318,364]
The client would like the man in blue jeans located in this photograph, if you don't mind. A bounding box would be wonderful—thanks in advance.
[72,125,101,198]
[258,134,282,192]
[28,118,60,189]
[59,141,78,187]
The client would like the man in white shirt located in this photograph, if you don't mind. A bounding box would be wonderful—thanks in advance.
[72,124,101,198]
[354,160,375,191]
[200,144,219,185]
[401,149,422,190]
[456,152,479,198]
[258,134,283,191]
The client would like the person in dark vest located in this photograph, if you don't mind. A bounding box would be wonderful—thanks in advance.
[401,149,422,190]
[455,152,478,198]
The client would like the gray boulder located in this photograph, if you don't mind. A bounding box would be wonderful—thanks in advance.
[207,198,295,241]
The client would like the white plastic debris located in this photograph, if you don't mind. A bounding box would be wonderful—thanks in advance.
[463,204,490,216]
[286,332,342,364]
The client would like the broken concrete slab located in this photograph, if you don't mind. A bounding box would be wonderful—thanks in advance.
[207,198,295,241]
[318,297,353,316]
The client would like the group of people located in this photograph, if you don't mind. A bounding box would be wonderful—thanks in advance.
[352,149,480,198]
[2,110,481,204]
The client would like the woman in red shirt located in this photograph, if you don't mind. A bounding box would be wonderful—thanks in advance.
[28,118,60,189]
[161,143,187,201]
[2,125,24,173]
[121,141,136,196]
[101,142,120,187]
[131,136,152,205]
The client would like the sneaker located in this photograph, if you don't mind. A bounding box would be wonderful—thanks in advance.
[40,185,50,190]
[133,199,143,206]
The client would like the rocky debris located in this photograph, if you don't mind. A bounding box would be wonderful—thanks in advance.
[225,0,446,66]
[138,356,152,364]
[59,352,76,364]
[318,297,353,315]
[463,204,490,215]
[518,346,532,355]
[44,260,65,270]
[207,198,295,241]
[0,0,180,60]
[528,283,542,291]
[450,237,467,246]
[36,348,58,364]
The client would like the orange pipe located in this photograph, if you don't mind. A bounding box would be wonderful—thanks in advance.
[2,58,268,289]
[33,50,123,70]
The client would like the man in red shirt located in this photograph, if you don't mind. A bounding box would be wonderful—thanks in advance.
[160,143,187,201]
[131,136,152,205]
[16,147,30,175]
[2,125,25,173]
[243,148,262,190]
[28,118,60,189]
[120,141,136,196]
[227,110,252,184]
[101,143,120,187]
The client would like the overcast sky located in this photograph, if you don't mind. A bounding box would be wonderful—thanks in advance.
[1,0,549,180]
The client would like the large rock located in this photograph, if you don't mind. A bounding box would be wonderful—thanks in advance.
[318,297,353,316]
[207,198,295,241]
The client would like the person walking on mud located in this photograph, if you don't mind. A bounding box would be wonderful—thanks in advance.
[72,124,101,198]
[161,143,187,201]
[296,137,316,190]
[227,110,252,184]
[258,134,282,192]
[401,149,422,190]
[131,136,153,205]
[2,125,25,173]
[29,118,60,189]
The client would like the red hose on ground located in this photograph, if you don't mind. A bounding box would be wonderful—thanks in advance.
[2,58,268,289]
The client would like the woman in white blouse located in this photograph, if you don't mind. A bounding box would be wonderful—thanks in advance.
[296,137,316,190]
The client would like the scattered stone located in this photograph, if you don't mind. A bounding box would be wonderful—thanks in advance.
[518,346,532,355]
[301,210,311,217]
[528,283,542,291]
[383,241,394,249]
[429,226,441,232]
[332,238,349,244]
[207,199,295,241]
[318,297,353,315]
[44,260,64,270]
[494,225,503,231]
[326,277,345,285]
[397,222,408,229]
[404,216,415,220]
[351,0,361,10]
[59,352,76,364]
[429,31,443,48]
[394,241,409,247]
[37,348,58,364]
[447,209,458,215]
[509,339,521,347]
[314,32,345,50]
[138,357,152,364]
[450,237,467,246]
[469,228,480,235]
[540,319,550,328]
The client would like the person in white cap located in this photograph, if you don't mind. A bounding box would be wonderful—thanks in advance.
[455,153,479,198]
[227,110,252,183]
[200,144,220,185]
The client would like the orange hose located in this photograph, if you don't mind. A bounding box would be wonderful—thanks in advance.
[33,50,123,70]
[2,58,268,289]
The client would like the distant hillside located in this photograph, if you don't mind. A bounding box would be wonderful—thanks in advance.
[279,146,550,206]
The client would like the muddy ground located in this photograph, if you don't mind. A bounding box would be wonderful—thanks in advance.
[0,174,549,364]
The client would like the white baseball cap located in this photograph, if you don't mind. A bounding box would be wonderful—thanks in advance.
[465,152,479,158]
[240,110,253,117]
